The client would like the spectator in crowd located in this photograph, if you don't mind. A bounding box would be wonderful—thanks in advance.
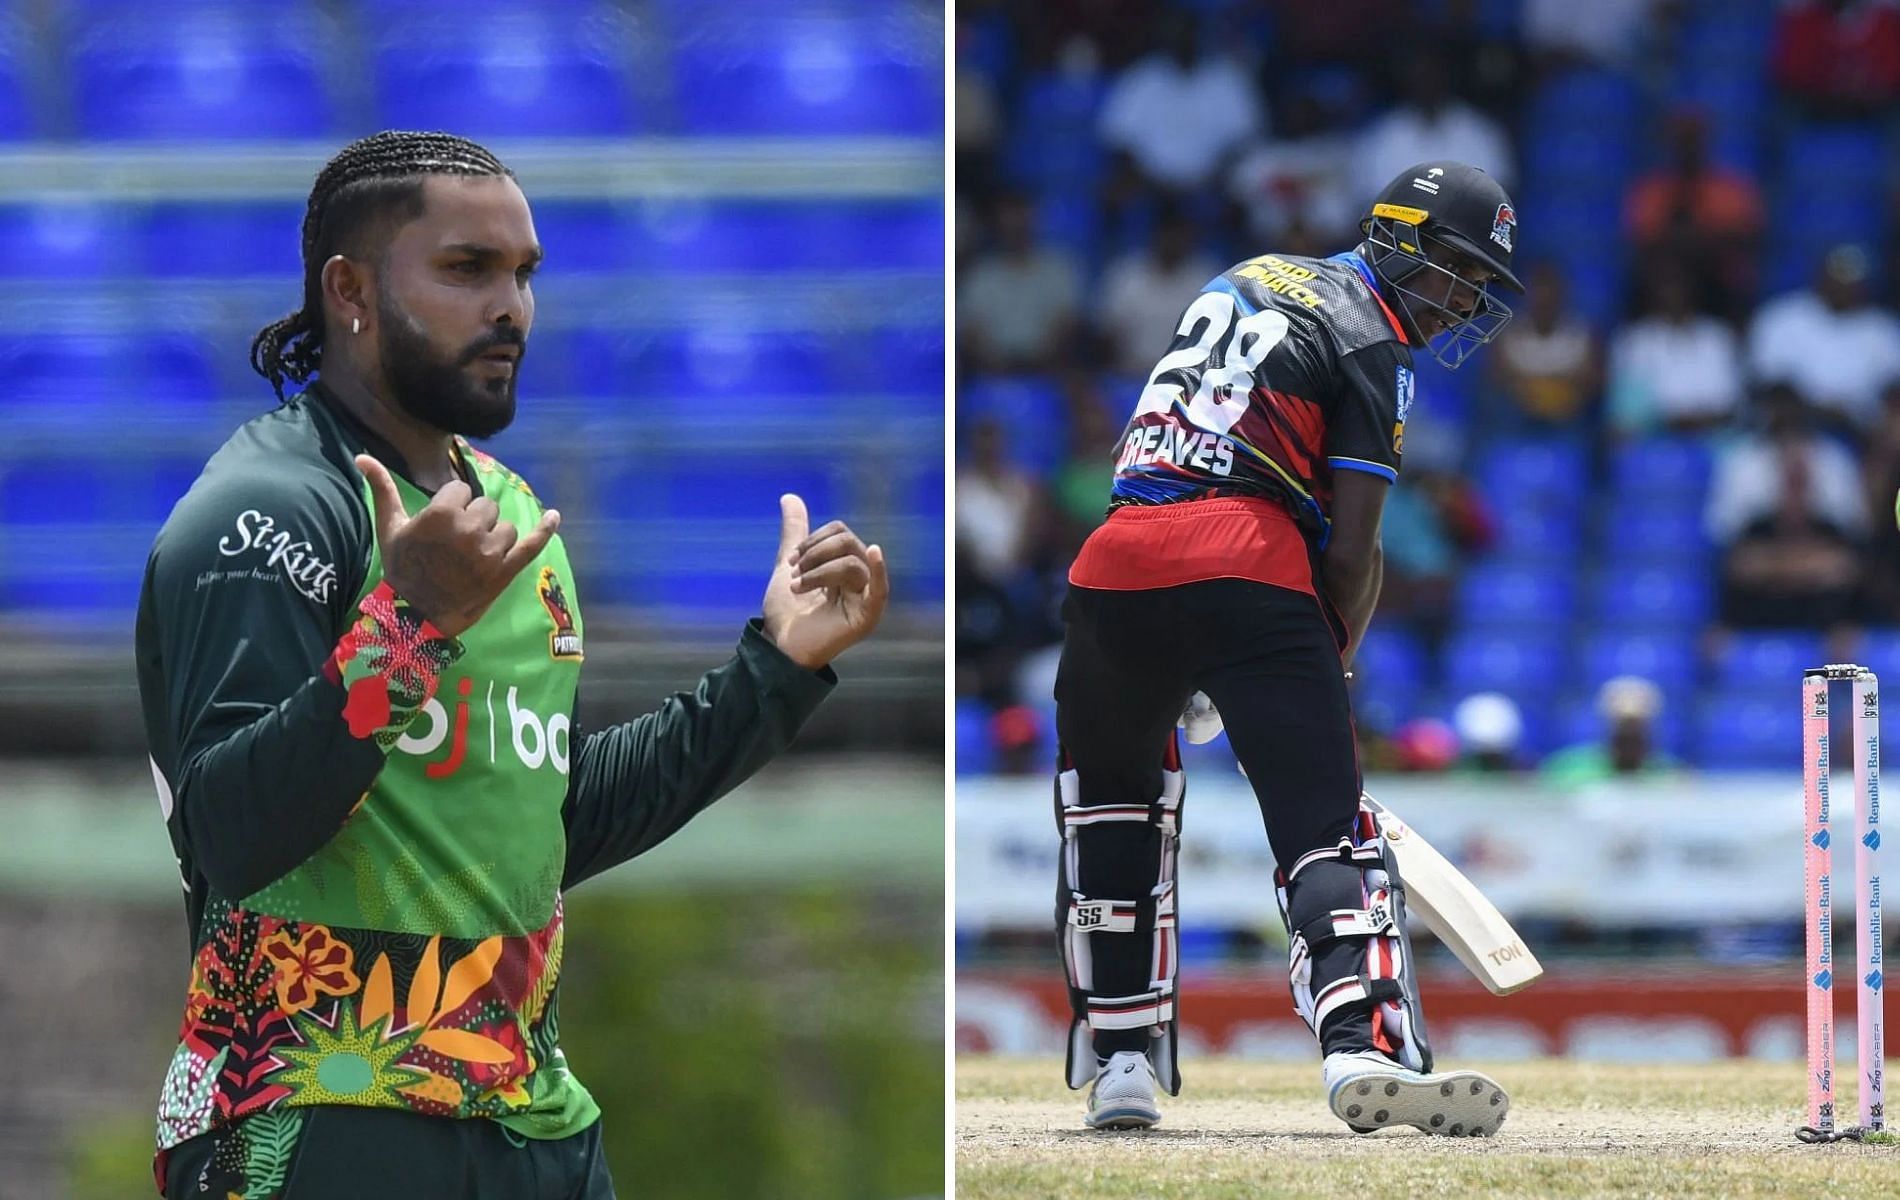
[956,543,1024,708]
[1522,0,1665,70]
[1377,463,1496,649]
[1227,91,1359,247]
[1706,388,1868,630]
[954,17,1003,207]
[1624,108,1764,319]
[1489,260,1602,435]
[1773,0,1900,121]
[1437,0,1528,121]
[1543,676,1679,787]
[1861,382,1900,619]
[956,416,1046,588]
[959,191,1081,374]
[1452,692,1526,773]
[1096,202,1222,377]
[1748,244,1900,440]
[1048,376,1121,552]
[1606,257,1745,438]
[1096,11,1262,194]
[1350,48,1515,203]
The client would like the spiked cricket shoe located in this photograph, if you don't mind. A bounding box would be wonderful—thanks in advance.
[1323,1050,1509,1137]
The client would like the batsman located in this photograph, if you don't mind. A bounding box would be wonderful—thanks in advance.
[136,132,888,1198]
[1053,162,1519,1135]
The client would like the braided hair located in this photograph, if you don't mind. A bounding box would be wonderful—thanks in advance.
[250,131,514,401]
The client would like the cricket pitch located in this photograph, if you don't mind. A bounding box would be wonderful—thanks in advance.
[957,1057,1900,1198]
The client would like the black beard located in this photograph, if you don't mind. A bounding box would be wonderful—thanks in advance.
[374,292,522,440]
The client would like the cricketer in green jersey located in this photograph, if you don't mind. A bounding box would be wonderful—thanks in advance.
[134,132,890,1199]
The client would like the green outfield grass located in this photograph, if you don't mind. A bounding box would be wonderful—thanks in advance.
[957,1057,1900,1199]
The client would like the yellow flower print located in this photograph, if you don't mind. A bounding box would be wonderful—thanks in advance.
[260,924,361,1015]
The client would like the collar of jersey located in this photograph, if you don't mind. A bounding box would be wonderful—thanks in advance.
[1327,251,1410,345]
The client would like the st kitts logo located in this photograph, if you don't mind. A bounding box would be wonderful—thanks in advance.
[395,677,570,778]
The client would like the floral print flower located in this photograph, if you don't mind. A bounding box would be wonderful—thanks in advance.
[260,925,360,1015]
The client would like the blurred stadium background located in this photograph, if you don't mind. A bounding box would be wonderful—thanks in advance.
[0,1,944,1197]
[955,0,1900,1080]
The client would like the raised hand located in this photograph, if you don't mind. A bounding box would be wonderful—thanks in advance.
[762,494,889,671]
[355,454,559,638]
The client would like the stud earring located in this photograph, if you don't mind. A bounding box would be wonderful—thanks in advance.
[352,317,361,334]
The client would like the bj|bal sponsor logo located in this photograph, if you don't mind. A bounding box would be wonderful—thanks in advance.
[395,676,569,778]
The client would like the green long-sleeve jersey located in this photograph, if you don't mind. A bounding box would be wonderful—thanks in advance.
[134,384,834,1176]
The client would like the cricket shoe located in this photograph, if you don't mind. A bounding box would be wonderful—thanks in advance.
[1085,1050,1161,1130]
[1323,1050,1509,1137]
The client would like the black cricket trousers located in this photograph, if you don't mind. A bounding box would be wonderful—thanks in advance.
[1054,577,1364,1054]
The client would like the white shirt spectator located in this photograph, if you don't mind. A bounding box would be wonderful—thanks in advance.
[956,465,1038,581]
[1607,314,1744,434]
[1705,434,1868,544]
[1097,247,1221,377]
[1350,100,1516,203]
[1523,0,1660,64]
[1748,290,1900,430]
[960,248,1080,368]
[1228,131,1358,243]
[1098,53,1262,189]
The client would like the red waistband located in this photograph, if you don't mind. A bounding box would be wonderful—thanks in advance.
[1068,495,1315,594]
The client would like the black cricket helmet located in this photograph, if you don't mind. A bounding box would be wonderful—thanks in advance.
[1359,161,1523,370]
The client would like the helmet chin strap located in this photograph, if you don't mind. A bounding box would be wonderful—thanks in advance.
[1359,219,1513,370]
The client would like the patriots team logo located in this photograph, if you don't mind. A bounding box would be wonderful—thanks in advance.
[1490,203,1516,253]
[537,565,584,660]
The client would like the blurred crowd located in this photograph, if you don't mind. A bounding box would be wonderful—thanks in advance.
[956,0,1900,776]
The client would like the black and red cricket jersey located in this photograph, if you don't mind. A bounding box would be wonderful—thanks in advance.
[1070,250,1415,596]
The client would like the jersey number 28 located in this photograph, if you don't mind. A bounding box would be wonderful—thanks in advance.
[1131,291,1291,436]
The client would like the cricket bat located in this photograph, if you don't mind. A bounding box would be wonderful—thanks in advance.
[1362,793,1543,996]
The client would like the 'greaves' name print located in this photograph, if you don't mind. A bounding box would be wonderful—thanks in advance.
[217,510,338,603]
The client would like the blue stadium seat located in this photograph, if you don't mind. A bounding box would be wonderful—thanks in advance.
[1529,69,1641,130]
[1599,499,1711,564]
[904,462,945,602]
[1004,71,1109,189]
[0,20,33,140]
[1784,125,1888,191]
[0,336,218,415]
[863,325,944,398]
[1610,437,1714,502]
[1489,504,1582,563]
[1454,563,1579,628]
[1692,686,1798,771]
[958,377,1066,473]
[1713,631,1829,690]
[140,203,305,278]
[604,200,943,273]
[1577,630,1699,693]
[72,13,335,139]
[1586,567,1714,630]
[374,14,639,136]
[1352,626,1430,696]
[672,17,938,135]
[0,203,124,278]
[955,697,994,775]
[1442,629,1571,700]
[1473,438,1589,509]
[572,328,838,406]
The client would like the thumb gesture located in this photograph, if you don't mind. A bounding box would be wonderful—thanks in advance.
[762,494,889,671]
[355,454,412,546]
[354,453,560,638]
